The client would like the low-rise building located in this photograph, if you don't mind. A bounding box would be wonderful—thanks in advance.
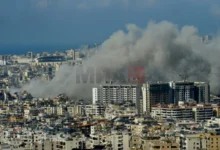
[149,140,179,150]
[84,104,105,117]
[151,104,193,120]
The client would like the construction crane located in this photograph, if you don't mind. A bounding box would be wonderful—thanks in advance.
[179,73,188,82]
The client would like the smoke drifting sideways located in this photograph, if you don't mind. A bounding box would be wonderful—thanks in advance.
[22,21,220,101]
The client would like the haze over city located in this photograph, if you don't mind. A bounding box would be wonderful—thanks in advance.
[1,0,220,54]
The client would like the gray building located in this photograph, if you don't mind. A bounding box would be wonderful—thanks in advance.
[170,81,195,104]
[194,82,210,104]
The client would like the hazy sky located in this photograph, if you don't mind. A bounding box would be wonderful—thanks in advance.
[0,0,220,47]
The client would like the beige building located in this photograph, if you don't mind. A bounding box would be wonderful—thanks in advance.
[57,106,64,116]
[67,105,84,117]
[141,136,161,150]
[149,141,179,150]
[207,133,220,150]
[213,104,220,117]
[130,135,142,149]
[130,136,177,150]
[130,124,147,135]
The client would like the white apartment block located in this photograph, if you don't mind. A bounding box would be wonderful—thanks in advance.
[111,131,131,150]
[93,84,140,104]
[93,87,100,104]
[89,134,107,148]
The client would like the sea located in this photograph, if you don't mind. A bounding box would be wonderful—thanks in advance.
[0,44,83,55]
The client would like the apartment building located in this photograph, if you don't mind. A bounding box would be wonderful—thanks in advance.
[111,131,131,150]
[178,134,204,150]
[208,133,220,150]
[84,104,105,117]
[67,105,84,117]
[93,84,140,104]
[151,104,193,120]
[192,104,213,122]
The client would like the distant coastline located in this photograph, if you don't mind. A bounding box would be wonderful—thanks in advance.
[0,44,84,55]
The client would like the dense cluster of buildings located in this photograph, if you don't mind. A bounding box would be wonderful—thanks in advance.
[0,97,220,150]
[1,50,220,150]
